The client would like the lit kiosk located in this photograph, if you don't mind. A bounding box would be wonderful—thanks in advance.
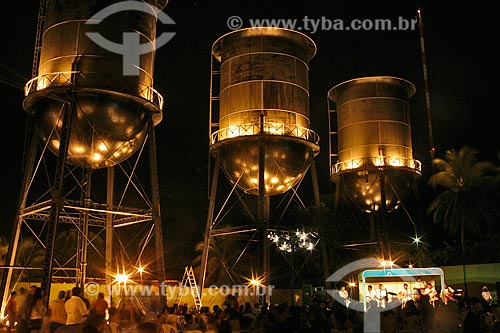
[1,0,169,313]
[328,76,422,257]
[201,27,325,303]
[359,266,445,311]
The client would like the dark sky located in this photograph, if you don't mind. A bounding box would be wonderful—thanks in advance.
[1,0,498,279]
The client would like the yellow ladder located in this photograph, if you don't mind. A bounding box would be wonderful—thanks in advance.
[177,266,202,311]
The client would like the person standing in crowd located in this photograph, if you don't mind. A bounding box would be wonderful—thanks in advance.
[15,287,27,322]
[181,313,205,332]
[48,290,67,333]
[463,298,484,333]
[17,287,33,333]
[231,292,240,310]
[481,285,493,312]
[26,287,45,333]
[86,312,109,333]
[87,292,109,333]
[65,287,90,333]
[4,291,17,333]
[491,305,500,333]
[338,286,349,307]
[90,293,108,317]
[136,322,161,333]
[80,293,91,312]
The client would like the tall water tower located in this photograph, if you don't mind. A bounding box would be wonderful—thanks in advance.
[200,27,325,298]
[328,76,422,255]
[1,0,169,311]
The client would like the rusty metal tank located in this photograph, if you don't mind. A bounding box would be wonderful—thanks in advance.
[210,27,320,196]
[22,0,168,169]
[328,76,422,213]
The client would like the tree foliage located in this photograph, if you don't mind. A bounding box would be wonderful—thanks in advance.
[427,146,498,255]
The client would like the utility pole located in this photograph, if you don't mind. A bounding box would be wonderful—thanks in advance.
[417,6,435,164]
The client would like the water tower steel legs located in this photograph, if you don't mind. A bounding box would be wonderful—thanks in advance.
[41,95,74,305]
[0,124,39,314]
[77,168,93,289]
[199,149,272,303]
[258,134,271,305]
[199,154,220,292]
[106,167,114,303]
[310,160,331,288]
[1,112,167,313]
[379,171,389,259]
[147,118,167,309]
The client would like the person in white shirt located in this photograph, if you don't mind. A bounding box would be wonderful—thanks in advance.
[338,286,349,307]
[65,287,89,333]
[440,283,455,305]
[366,285,376,306]
[412,277,425,301]
[413,277,425,292]
[423,283,438,307]
[375,284,387,308]
[481,285,492,311]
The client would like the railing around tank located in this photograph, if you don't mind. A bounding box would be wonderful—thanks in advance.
[24,71,163,110]
[210,122,320,146]
[332,156,422,174]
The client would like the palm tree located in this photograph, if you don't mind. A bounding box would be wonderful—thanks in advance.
[191,233,255,287]
[191,240,233,287]
[427,146,497,252]
[427,145,497,295]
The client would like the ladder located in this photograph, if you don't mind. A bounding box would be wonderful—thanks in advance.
[32,0,46,79]
[176,266,202,311]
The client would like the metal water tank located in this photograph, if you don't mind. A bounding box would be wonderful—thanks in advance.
[210,27,320,196]
[23,0,167,169]
[328,76,421,213]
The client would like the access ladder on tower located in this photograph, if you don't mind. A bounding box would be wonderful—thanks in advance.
[176,266,202,311]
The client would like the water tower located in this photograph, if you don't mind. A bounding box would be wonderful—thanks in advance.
[200,27,326,298]
[1,0,169,311]
[328,76,422,254]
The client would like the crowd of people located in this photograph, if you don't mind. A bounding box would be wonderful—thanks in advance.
[3,286,108,333]
[2,283,499,333]
[151,291,500,333]
[137,285,500,333]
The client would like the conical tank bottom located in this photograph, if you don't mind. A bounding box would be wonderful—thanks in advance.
[213,135,318,196]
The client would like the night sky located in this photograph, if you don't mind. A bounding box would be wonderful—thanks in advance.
[1,1,498,280]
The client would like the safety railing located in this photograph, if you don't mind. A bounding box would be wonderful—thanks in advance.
[211,122,320,146]
[24,71,163,110]
[332,156,422,174]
